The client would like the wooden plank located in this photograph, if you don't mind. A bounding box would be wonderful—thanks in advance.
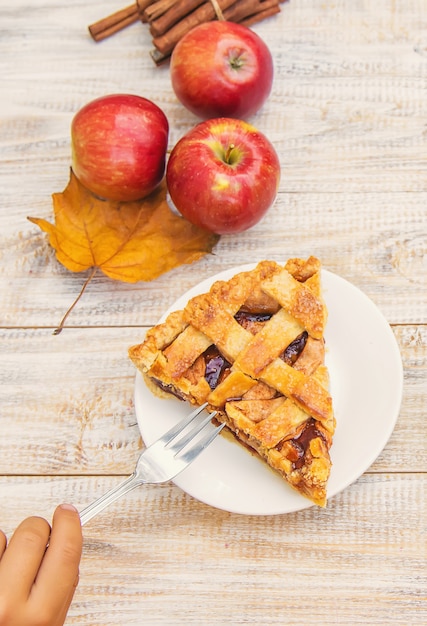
[0,328,141,475]
[0,474,425,625]
[0,325,424,474]
[1,191,427,327]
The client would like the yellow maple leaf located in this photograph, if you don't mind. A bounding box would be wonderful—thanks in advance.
[28,169,219,283]
[28,170,220,333]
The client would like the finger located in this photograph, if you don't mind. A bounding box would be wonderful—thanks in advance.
[31,504,83,615]
[52,571,80,626]
[0,516,51,601]
[0,529,6,558]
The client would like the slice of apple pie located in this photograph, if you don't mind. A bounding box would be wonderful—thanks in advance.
[129,257,335,507]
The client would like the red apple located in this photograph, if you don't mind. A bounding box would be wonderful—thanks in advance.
[166,118,280,234]
[71,94,169,202]
[170,21,274,120]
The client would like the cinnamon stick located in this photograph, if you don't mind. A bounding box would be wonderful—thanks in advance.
[149,0,207,37]
[88,4,139,41]
[88,0,157,42]
[151,0,242,56]
[142,0,186,23]
[240,4,281,27]
[152,0,279,58]
[221,0,280,28]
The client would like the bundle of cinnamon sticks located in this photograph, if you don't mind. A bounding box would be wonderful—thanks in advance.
[89,0,288,64]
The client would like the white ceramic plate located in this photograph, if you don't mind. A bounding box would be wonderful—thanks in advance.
[134,265,403,515]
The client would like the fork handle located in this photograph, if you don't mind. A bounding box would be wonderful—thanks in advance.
[79,472,142,526]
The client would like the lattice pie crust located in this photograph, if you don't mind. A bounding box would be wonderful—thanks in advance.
[129,258,335,507]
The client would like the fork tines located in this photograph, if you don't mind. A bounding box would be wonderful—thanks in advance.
[161,402,223,461]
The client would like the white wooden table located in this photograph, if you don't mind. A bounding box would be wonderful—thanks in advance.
[1,1,426,624]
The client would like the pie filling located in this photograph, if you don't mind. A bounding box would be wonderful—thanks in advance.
[283,419,325,470]
[203,345,231,390]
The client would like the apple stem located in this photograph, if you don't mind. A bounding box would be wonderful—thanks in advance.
[225,143,236,163]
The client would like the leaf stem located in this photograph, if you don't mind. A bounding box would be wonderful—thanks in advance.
[53,267,98,335]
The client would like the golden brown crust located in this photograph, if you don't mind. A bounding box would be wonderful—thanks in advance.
[128,258,335,507]
[261,269,326,339]
[128,309,188,372]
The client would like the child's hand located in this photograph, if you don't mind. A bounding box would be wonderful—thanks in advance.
[0,503,83,626]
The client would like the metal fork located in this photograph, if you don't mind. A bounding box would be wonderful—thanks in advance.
[79,403,222,525]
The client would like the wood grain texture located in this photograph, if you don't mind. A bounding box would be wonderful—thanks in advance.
[2,190,427,327]
[0,0,426,624]
[0,475,426,625]
[0,325,425,474]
